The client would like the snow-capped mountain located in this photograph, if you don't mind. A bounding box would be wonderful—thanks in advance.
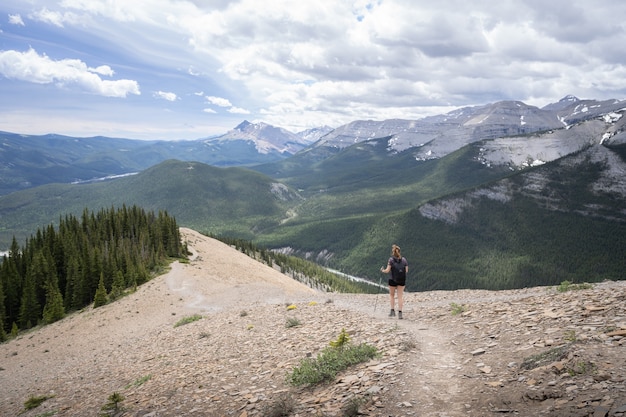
[309,96,626,168]
[296,126,334,143]
[2,95,625,196]
[210,120,315,155]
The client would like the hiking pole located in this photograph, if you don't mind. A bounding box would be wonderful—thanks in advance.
[373,267,384,313]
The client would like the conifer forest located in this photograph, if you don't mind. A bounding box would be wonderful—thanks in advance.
[0,205,185,341]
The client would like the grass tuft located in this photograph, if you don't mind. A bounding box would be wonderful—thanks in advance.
[556,280,593,292]
[450,302,466,315]
[173,314,202,327]
[288,337,378,386]
[285,317,301,328]
[24,394,54,410]
[521,345,570,370]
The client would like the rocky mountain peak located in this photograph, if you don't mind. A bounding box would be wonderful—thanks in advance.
[235,120,253,131]
[560,94,580,103]
[215,120,316,155]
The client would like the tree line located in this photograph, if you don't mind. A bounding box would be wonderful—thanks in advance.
[214,235,379,294]
[0,205,185,341]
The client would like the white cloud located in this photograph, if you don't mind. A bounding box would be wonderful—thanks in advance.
[89,65,115,76]
[8,14,24,25]
[203,108,216,113]
[228,106,250,115]
[0,48,140,98]
[205,96,232,107]
[154,91,178,101]
[205,95,249,114]
[30,7,81,27]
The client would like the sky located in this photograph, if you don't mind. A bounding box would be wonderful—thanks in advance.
[1,1,626,140]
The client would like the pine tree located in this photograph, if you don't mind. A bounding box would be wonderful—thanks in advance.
[42,280,65,324]
[65,256,83,311]
[1,253,23,328]
[0,278,6,341]
[109,270,125,301]
[93,273,108,308]
[19,270,40,329]
[3,205,183,328]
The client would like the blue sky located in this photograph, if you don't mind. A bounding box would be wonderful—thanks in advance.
[1,1,626,140]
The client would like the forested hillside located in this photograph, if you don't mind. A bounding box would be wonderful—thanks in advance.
[0,205,185,340]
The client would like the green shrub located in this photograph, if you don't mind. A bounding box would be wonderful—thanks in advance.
[450,302,466,315]
[174,314,202,327]
[288,342,378,386]
[329,328,350,349]
[100,392,125,416]
[285,317,301,328]
[521,345,570,370]
[24,394,53,410]
[125,374,152,389]
[556,280,593,292]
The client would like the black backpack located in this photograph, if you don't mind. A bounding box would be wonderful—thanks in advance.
[391,257,406,281]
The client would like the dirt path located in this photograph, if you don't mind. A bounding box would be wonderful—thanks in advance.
[400,320,466,415]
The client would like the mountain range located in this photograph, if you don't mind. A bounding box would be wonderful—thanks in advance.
[1,95,625,290]
[0,120,325,196]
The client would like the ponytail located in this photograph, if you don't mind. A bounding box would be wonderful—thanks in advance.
[392,244,401,258]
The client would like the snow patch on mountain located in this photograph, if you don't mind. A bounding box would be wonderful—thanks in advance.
[214,120,315,155]
[419,183,513,224]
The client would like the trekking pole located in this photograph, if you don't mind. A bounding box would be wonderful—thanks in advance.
[373,267,384,313]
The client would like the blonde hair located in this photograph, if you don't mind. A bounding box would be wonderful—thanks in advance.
[391,244,401,258]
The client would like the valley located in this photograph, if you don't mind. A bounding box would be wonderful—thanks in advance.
[1,96,625,291]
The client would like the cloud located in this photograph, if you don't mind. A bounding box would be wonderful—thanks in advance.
[0,48,140,98]
[3,0,626,138]
[205,95,249,114]
[205,96,232,107]
[154,91,178,101]
[8,14,24,25]
[30,7,80,27]
[228,106,250,115]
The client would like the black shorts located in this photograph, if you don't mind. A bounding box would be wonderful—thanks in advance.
[389,278,405,287]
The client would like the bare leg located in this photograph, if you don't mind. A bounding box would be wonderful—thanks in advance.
[389,286,396,310]
[397,285,405,312]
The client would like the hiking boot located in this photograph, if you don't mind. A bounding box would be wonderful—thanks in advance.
[389,309,395,317]
[398,311,403,319]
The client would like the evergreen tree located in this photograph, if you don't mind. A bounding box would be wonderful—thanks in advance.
[1,253,22,328]
[65,256,82,311]
[0,278,6,341]
[19,269,40,329]
[109,270,125,301]
[93,273,108,308]
[2,205,183,329]
[42,279,65,324]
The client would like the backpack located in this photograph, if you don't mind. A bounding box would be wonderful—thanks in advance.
[391,257,406,281]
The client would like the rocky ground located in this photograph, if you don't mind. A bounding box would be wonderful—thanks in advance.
[0,228,624,417]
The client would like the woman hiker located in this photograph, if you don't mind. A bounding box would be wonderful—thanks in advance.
[380,244,408,319]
